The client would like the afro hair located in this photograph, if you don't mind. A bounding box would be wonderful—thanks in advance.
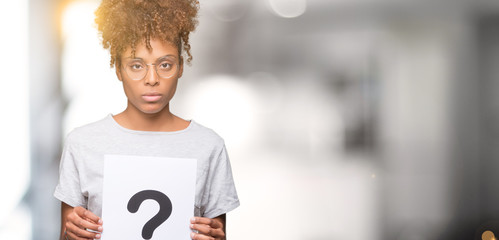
[95,0,199,67]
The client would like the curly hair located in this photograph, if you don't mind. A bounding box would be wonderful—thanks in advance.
[95,0,199,67]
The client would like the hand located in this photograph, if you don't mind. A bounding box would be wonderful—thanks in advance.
[190,216,225,240]
[64,206,103,240]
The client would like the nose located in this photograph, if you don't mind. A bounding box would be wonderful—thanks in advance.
[144,64,159,86]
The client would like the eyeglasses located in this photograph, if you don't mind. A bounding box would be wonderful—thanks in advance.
[122,56,179,81]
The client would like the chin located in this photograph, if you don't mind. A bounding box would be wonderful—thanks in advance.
[140,108,163,115]
[139,103,168,115]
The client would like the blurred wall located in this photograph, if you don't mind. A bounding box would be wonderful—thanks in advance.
[28,0,64,239]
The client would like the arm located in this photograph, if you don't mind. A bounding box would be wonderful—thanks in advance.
[60,202,103,240]
[190,214,226,240]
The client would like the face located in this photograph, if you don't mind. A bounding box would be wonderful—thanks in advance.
[116,39,183,115]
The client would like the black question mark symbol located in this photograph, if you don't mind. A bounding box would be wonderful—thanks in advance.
[127,190,173,240]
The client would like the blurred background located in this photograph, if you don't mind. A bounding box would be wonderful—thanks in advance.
[1,0,499,239]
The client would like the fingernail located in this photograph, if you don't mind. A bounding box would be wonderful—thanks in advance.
[190,217,196,223]
[190,232,195,238]
[98,219,103,224]
[96,234,101,239]
[98,226,103,231]
[190,224,194,228]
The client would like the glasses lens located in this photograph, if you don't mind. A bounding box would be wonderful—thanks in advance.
[156,59,178,79]
[125,61,147,80]
[123,58,179,80]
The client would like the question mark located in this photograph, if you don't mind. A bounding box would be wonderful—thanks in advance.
[127,190,173,240]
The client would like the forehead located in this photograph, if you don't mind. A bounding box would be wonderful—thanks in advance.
[123,39,179,60]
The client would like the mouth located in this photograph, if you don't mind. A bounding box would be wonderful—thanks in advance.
[142,93,162,102]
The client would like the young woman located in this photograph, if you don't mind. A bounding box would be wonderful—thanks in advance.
[54,1,239,239]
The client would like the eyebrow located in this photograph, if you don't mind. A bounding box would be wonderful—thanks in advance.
[124,54,178,61]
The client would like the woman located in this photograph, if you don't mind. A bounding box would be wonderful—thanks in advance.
[54,1,240,239]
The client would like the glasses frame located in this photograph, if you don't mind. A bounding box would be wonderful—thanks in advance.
[122,56,180,81]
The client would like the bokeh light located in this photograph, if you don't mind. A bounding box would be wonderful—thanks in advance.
[268,0,307,18]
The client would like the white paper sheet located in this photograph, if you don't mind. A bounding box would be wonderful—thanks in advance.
[101,155,196,240]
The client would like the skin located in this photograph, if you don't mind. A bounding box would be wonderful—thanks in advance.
[113,38,187,131]
[59,39,227,240]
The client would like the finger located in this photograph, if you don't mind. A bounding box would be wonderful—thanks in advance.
[66,230,92,240]
[72,208,103,232]
[190,232,214,240]
[69,214,103,233]
[74,207,102,225]
[191,223,224,238]
[66,221,100,239]
[67,221,101,239]
[190,217,223,229]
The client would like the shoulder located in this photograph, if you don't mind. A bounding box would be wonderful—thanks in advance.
[188,121,225,146]
[64,115,114,145]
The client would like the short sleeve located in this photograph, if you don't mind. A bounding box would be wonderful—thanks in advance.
[201,144,240,218]
[53,133,87,208]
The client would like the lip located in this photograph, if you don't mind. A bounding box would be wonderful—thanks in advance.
[142,93,162,102]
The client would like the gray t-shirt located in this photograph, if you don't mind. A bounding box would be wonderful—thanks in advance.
[54,115,239,219]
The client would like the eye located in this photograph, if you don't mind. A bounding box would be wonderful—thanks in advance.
[158,62,172,70]
[126,61,145,71]
[131,64,144,70]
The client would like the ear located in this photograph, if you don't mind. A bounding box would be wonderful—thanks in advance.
[115,65,123,81]
[178,56,184,79]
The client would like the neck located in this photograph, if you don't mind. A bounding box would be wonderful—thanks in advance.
[116,103,179,132]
